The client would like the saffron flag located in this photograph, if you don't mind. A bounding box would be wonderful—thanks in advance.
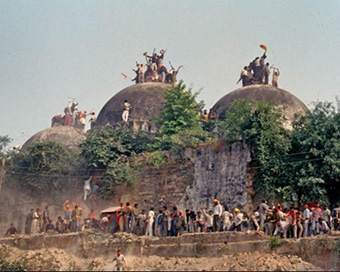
[259,44,267,51]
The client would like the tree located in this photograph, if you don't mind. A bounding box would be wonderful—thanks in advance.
[290,101,340,204]
[153,81,207,150]
[80,126,150,198]
[9,142,82,193]
[0,135,11,159]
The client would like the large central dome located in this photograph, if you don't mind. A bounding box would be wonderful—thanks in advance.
[94,82,168,132]
[212,85,309,130]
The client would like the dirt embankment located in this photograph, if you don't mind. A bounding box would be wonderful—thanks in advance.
[0,242,322,271]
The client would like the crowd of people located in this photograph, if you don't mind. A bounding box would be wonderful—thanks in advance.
[129,49,183,85]
[51,99,96,131]
[5,199,340,239]
[237,48,280,88]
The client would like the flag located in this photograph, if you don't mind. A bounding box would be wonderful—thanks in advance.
[121,73,128,79]
[259,44,267,51]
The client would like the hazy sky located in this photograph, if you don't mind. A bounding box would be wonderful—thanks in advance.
[1,0,340,146]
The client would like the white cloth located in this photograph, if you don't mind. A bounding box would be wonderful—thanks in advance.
[213,204,223,217]
[147,210,155,223]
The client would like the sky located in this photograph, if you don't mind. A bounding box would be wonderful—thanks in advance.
[1,0,340,147]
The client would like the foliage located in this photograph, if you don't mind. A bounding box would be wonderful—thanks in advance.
[147,151,167,168]
[221,99,291,199]
[81,126,148,199]
[153,81,207,151]
[81,126,151,169]
[98,160,137,199]
[0,135,11,159]
[0,258,27,271]
[171,128,211,157]
[269,236,281,248]
[290,101,340,204]
[9,142,82,193]
[221,98,340,204]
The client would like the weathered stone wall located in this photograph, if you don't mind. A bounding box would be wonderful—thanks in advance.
[179,141,253,212]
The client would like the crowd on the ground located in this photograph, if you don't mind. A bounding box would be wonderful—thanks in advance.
[5,199,340,239]
[51,100,96,131]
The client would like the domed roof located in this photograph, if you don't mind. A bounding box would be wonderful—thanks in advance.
[22,126,86,150]
[94,82,168,128]
[212,85,308,130]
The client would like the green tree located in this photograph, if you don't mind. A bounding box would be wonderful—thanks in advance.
[80,126,150,198]
[0,135,12,159]
[153,81,207,151]
[290,101,340,204]
[9,142,82,193]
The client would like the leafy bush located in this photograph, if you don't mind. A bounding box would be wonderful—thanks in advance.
[9,142,82,193]
[269,236,281,248]
[0,258,26,271]
[147,151,167,168]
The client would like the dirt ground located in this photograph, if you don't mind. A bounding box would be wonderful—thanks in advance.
[0,242,322,271]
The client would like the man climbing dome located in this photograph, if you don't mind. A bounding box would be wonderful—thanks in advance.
[272,68,280,87]
[112,249,126,271]
[122,100,131,124]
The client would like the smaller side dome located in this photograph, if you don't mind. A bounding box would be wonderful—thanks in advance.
[22,126,86,150]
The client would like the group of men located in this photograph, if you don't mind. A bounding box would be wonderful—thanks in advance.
[201,109,217,121]
[19,201,84,236]
[51,100,96,131]
[6,198,339,241]
[130,49,183,85]
[258,200,340,239]
[238,52,280,87]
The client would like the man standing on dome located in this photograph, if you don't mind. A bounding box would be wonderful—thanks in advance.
[122,100,131,124]
[264,63,271,84]
[260,53,267,83]
[272,68,280,87]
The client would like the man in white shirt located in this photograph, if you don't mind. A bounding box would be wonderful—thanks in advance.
[222,206,232,231]
[122,100,131,124]
[303,204,311,237]
[213,199,223,232]
[145,208,155,237]
[273,208,290,238]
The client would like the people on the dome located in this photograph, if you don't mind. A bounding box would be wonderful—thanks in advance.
[264,63,271,84]
[89,112,96,125]
[260,52,267,83]
[208,109,216,120]
[237,49,279,87]
[272,68,280,87]
[202,110,209,120]
[122,100,131,124]
[131,49,183,85]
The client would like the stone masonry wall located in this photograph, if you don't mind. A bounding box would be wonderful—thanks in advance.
[179,141,253,212]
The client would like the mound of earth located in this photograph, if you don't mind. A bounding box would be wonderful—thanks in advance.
[0,242,322,271]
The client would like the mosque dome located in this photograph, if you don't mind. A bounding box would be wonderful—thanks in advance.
[94,82,168,133]
[212,85,309,130]
[22,126,86,150]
